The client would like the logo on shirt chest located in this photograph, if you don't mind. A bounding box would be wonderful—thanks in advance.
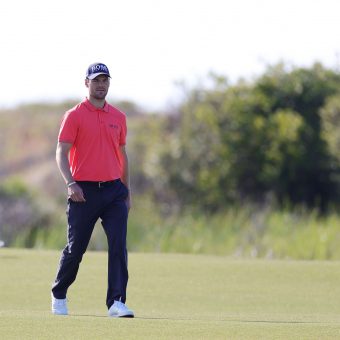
[109,124,119,129]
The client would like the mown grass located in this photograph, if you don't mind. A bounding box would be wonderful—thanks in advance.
[1,248,340,339]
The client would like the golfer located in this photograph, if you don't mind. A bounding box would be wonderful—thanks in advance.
[51,62,134,318]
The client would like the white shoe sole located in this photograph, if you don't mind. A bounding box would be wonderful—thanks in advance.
[108,312,134,318]
[52,312,68,315]
[52,309,68,315]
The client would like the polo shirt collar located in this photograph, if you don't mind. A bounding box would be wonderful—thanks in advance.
[83,98,109,113]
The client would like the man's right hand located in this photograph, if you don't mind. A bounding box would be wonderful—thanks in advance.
[68,183,86,202]
[56,142,86,202]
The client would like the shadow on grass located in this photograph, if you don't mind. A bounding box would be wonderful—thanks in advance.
[136,317,326,324]
[71,314,327,324]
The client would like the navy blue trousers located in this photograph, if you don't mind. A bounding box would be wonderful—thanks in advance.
[52,179,129,309]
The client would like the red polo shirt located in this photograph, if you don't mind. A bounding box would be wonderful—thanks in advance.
[58,98,127,181]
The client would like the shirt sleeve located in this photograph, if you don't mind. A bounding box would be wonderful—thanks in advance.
[119,115,127,146]
[58,110,78,144]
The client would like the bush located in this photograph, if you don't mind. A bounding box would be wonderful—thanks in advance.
[0,178,51,246]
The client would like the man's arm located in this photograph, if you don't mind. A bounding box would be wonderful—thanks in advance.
[56,142,85,202]
[119,145,131,211]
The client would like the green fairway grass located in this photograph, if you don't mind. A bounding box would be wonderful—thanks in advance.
[1,249,340,339]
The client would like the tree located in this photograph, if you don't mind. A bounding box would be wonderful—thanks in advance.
[160,63,340,211]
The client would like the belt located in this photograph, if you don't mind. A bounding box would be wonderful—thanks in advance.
[77,179,120,188]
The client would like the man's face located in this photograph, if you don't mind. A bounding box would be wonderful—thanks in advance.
[85,74,110,100]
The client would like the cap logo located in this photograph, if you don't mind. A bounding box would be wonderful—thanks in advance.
[91,64,109,73]
[86,62,111,79]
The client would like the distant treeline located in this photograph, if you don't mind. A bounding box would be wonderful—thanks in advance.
[133,62,340,212]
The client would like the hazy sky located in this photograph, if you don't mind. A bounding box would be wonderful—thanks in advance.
[1,0,340,110]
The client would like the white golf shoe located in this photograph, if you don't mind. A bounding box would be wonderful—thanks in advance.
[108,300,134,318]
[51,293,68,315]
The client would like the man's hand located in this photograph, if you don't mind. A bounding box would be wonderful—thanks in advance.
[68,183,86,202]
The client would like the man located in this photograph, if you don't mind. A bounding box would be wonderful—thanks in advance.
[51,62,134,318]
